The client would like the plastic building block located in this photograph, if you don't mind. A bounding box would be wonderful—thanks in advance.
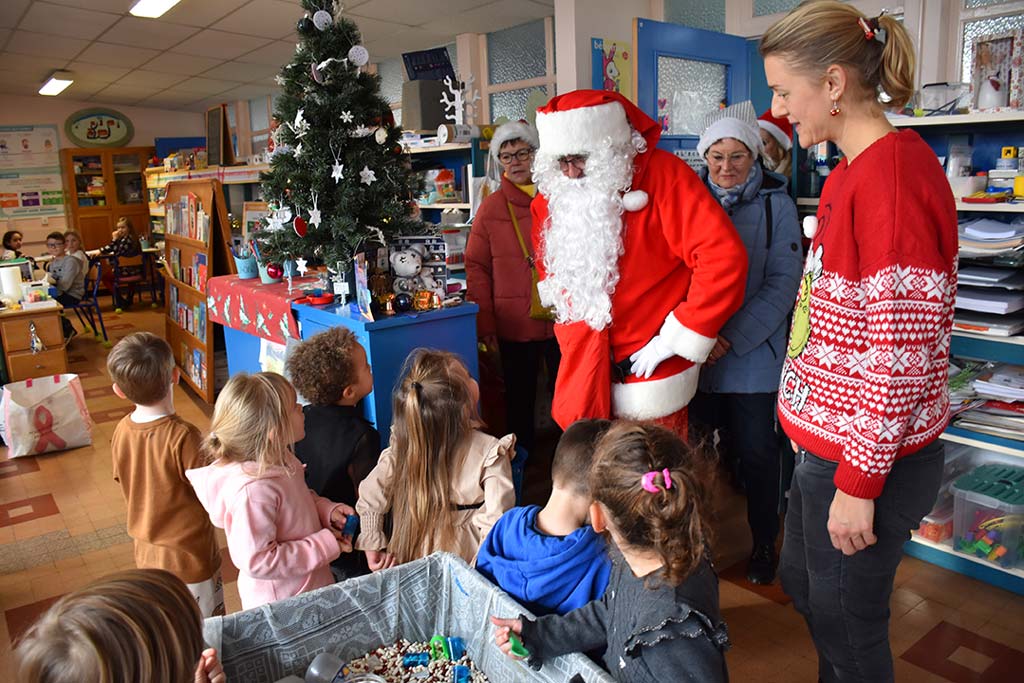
[508,633,530,658]
[452,665,470,683]
[342,514,360,537]
[429,635,450,661]
[447,637,466,661]
[402,653,430,668]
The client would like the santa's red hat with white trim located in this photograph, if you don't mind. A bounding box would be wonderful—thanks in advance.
[757,109,792,151]
[535,89,655,211]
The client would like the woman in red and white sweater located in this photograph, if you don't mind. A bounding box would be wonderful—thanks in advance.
[762,3,957,682]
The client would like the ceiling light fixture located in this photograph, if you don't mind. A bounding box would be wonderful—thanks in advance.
[129,0,183,18]
[39,71,74,96]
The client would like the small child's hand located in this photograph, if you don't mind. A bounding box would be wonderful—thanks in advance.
[194,648,226,683]
[490,616,525,659]
[330,527,353,553]
[329,504,356,529]
[365,549,396,572]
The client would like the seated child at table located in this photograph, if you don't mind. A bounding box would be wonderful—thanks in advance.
[356,349,516,570]
[288,327,381,578]
[63,230,89,271]
[492,422,730,683]
[477,418,613,616]
[44,231,84,341]
[15,569,225,683]
[88,216,140,309]
[187,372,357,610]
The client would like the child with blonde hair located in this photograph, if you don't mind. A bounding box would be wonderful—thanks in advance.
[492,422,729,683]
[15,568,224,683]
[356,349,515,569]
[186,372,356,610]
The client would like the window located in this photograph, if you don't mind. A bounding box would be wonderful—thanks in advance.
[481,17,555,123]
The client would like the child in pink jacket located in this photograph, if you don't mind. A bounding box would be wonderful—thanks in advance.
[187,372,356,610]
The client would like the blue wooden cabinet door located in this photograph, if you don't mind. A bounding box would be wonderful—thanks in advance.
[633,18,751,157]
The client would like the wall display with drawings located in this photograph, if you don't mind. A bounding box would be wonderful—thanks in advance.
[0,124,65,220]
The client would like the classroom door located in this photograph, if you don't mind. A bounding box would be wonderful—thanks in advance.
[633,18,752,160]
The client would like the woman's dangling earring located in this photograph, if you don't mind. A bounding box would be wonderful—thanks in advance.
[830,98,841,116]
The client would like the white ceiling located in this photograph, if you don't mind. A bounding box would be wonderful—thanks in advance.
[0,0,553,112]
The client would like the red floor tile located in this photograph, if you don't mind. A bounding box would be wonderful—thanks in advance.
[0,495,59,528]
[5,595,65,645]
[901,621,1024,682]
[0,457,40,480]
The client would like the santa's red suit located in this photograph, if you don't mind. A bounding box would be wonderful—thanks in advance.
[531,90,748,430]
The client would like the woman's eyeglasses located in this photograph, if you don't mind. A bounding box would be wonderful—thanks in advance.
[498,148,534,164]
[706,152,752,167]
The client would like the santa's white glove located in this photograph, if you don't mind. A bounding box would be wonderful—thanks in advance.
[629,335,676,379]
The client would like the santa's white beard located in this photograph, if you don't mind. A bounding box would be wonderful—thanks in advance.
[534,144,635,331]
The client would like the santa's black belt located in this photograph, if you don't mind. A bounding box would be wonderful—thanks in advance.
[455,502,483,511]
[611,357,634,384]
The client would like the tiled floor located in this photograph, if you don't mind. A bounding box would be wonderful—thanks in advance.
[2,307,1024,681]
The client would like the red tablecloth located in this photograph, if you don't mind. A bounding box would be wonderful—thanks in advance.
[207,275,319,344]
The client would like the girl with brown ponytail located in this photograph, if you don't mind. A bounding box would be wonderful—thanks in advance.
[492,422,729,683]
[761,2,957,681]
[355,349,515,569]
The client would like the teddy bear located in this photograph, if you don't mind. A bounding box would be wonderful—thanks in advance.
[390,247,423,294]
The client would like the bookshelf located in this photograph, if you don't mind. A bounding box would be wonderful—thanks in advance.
[162,178,236,403]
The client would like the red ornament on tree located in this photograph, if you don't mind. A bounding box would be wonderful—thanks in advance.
[266,263,283,279]
[294,216,308,237]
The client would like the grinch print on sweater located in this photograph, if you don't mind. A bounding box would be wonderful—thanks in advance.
[787,244,823,360]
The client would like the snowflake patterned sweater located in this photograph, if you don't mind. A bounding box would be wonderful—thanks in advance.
[777,130,958,499]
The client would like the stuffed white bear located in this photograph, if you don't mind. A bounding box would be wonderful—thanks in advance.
[390,247,423,294]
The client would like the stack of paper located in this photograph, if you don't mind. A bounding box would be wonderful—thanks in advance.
[954,399,1024,441]
[953,310,1024,336]
[973,363,1024,401]
[955,286,1024,314]
[958,266,1024,289]
[958,218,1024,255]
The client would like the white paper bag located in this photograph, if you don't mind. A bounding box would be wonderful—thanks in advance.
[1,374,93,457]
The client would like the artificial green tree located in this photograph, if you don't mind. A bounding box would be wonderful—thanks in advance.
[255,0,422,269]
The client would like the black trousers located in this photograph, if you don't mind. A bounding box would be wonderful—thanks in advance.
[55,293,80,337]
[689,391,781,547]
[781,442,944,682]
[498,338,560,454]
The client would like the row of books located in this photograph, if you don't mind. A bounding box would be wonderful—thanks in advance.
[181,344,207,393]
[165,192,211,243]
[168,286,207,342]
[168,248,208,290]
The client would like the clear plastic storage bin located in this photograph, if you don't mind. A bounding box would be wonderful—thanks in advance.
[952,464,1024,569]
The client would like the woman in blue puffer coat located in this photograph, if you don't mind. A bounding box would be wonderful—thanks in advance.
[689,113,803,586]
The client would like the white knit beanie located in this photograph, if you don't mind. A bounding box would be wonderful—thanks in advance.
[490,121,539,162]
[697,117,763,160]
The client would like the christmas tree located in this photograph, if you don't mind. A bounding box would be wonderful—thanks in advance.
[255,0,423,269]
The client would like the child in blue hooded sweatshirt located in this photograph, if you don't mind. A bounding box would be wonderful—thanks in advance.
[477,419,612,615]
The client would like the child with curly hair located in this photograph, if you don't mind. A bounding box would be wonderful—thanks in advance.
[492,422,729,682]
[288,327,380,577]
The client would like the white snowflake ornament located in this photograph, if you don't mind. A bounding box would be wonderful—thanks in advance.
[295,257,309,277]
[359,166,376,185]
[331,163,344,182]
[291,108,310,138]
[340,110,354,123]
[308,192,322,228]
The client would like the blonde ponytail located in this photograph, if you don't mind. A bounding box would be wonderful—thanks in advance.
[760,0,916,109]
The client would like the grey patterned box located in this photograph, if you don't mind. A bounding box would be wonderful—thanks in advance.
[203,553,615,682]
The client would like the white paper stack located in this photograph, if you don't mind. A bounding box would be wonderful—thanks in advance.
[973,363,1024,402]
[958,266,1024,289]
[953,310,1024,336]
[958,218,1024,256]
[955,286,1024,314]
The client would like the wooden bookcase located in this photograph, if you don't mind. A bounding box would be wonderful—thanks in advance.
[162,178,236,403]
[61,146,154,250]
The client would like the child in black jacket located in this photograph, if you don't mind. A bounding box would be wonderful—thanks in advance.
[287,327,380,578]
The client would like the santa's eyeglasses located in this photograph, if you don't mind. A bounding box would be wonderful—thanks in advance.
[557,154,588,171]
[497,148,534,163]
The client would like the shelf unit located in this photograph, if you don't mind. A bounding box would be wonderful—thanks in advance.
[146,164,270,235]
[891,113,1024,595]
[409,138,487,222]
[61,146,154,250]
[162,178,236,404]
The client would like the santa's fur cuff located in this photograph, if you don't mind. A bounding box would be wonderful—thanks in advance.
[536,102,632,157]
[659,313,717,363]
[612,365,699,420]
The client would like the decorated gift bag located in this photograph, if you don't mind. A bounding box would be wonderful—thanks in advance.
[0,374,93,457]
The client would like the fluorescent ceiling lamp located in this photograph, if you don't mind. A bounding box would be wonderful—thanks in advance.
[39,71,73,96]
[129,0,182,18]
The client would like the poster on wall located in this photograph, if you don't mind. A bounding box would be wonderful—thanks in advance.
[591,38,633,101]
[0,125,65,220]
[64,108,134,148]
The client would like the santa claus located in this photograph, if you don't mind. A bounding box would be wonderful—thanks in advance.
[531,90,748,434]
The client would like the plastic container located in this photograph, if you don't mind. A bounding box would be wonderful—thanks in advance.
[952,464,1024,569]
[234,254,258,279]
[202,553,613,683]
